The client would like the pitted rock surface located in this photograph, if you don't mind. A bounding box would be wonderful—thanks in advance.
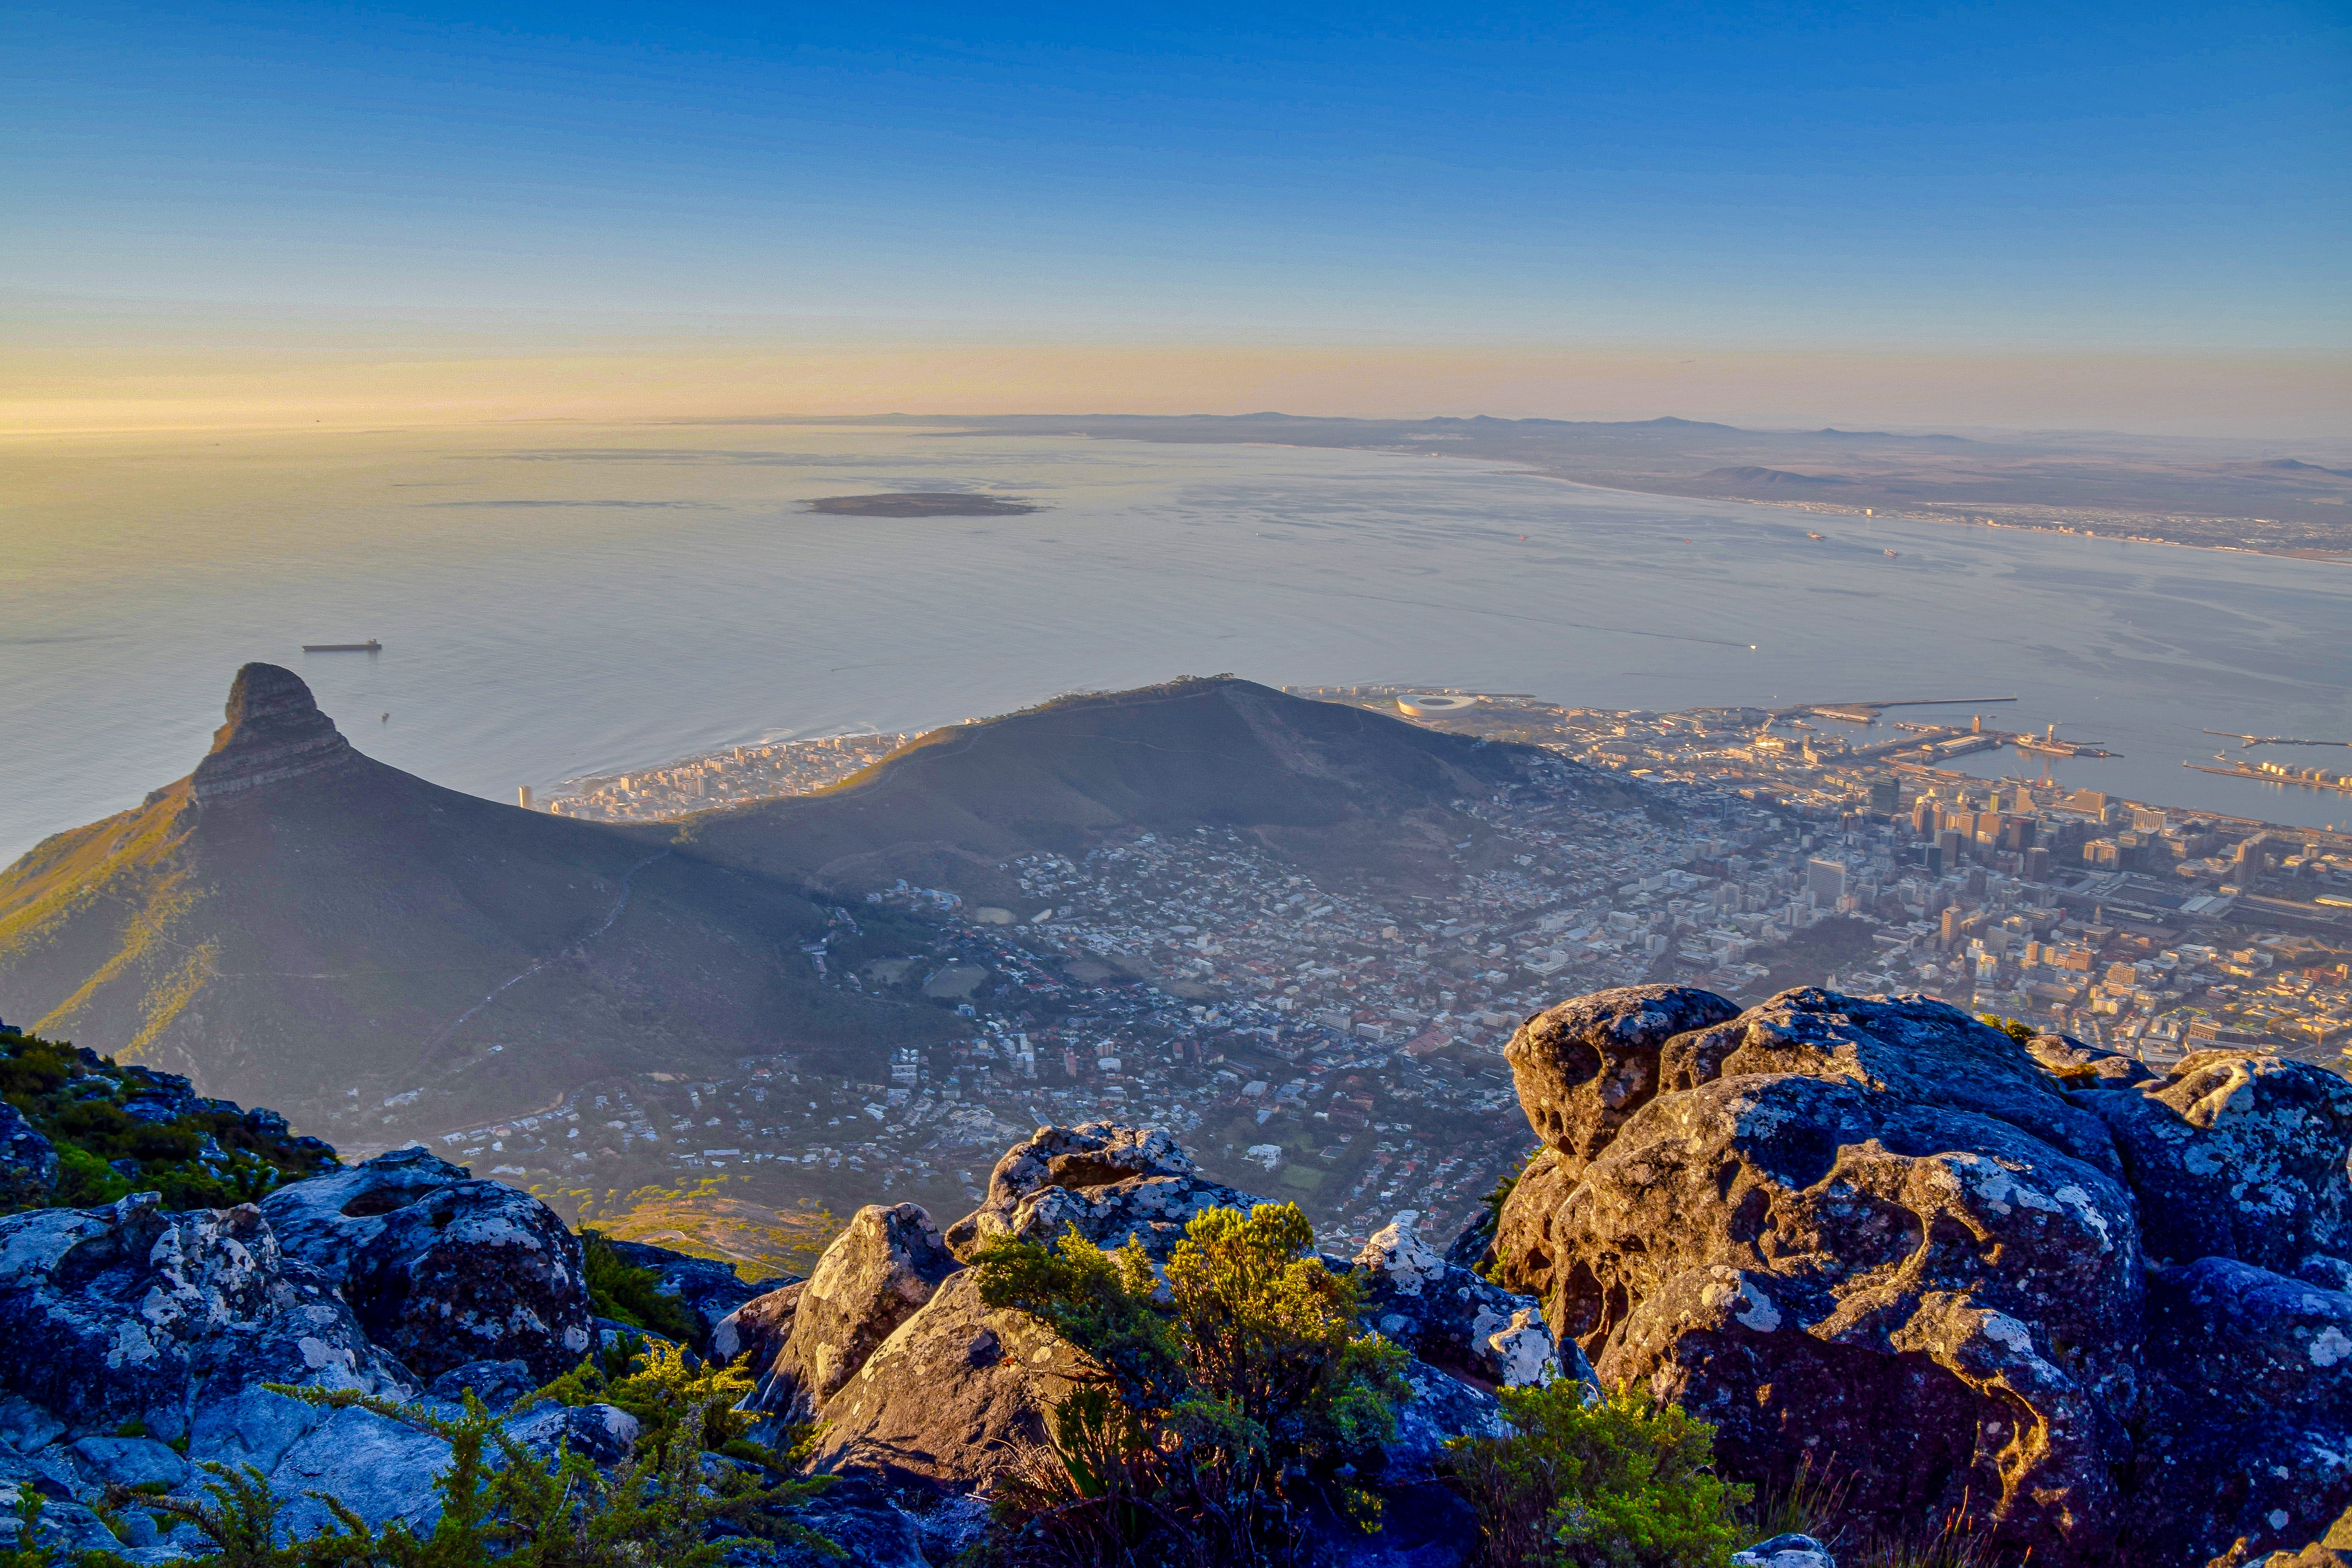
[2083,1051,2352,1272]
[1349,1212,1577,1389]
[261,1146,592,1381]
[1557,1070,2140,1563]
[944,1120,1271,1264]
[1504,985,1742,1175]
[0,1193,410,1443]
[766,1204,959,1420]
[189,662,358,802]
[2027,1032,2156,1091]
[1655,989,2122,1178]
[2131,1257,2352,1563]
[808,1267,1091,1488]
[1488,1146,1575,1310]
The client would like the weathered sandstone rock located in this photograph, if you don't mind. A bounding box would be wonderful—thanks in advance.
[945,1121,1270,1264]
[1504,985,1741,1176]
[0,1101,57,1205]
[715,1279,805,1370]
[189,662,358,802]
[599,1236,790,1356]
[1487,1146,1577,1319]
[809,1267,1091,1487]
[1348,1211,1586,1389]
[0,1193,410,1443]
[764,1203,959,1420]
[2083,1050,2352,1272]
[261,1146,592,1381]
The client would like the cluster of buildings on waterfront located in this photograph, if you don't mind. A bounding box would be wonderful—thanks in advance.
[539,733,913,821]
[451,683,2348,1251]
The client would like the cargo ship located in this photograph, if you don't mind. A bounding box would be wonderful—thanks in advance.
[302,639,381,652]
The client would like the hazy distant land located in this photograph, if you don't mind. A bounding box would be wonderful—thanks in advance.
[787,414,2352,557]
[806,492,1041,517]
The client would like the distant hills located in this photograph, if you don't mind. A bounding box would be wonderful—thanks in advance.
[0,668,1570,1132]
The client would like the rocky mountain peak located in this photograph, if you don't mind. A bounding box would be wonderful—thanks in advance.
[189,662,356,802]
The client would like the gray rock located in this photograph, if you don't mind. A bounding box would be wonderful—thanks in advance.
[1505,984,1742,1176]
[261,1147,593,1382]
[268,1402,450,1540]
[808,1267,1089,1488]
[0,1101,56,1206]
[2084,1051,2352,1272]
[1381,1357,1510,1483]
[945,1121,1271,1265]
[1349,1212,1575,1389]
[66,1435,189,1492]
[500,1401,640,1466]
[2027,1033,2156,1090]
[765,1204,959,1421]
[0,1194,410,1445]
[425,1359,538,1413]
[714,1281,803,1371]
[1734,1534,1838,1568]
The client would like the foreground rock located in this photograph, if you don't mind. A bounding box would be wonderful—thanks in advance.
[761,1203,959,1420]
[1490,983,2352,1568]
[262,1146,593,1382]
[944,1121,1272,1263]
[599,1236,792,1356]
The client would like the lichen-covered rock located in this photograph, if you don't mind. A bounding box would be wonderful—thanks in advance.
[2027,1032,2156,1091]
[944,1121,1270,1264]
[1349,1212,1580,1389]
[0,1193,411,1443]
[424,1359,538,1413]
[765,1204,958,1421]
[1657,989,2122,1178]
[808,1267,1091,1488]
[2084,1051,2352,1272]
[1561,1071,2140,1562]
[261,1147,592,1381]
[1381,1357,1512,1483]
[0,1100,57,1205]
[2131,1257,2352,1563]
[1734,1534,1838,1568]
[1505,985,1742,1175]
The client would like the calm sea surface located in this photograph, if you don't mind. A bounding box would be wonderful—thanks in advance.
[4,420,2348,863]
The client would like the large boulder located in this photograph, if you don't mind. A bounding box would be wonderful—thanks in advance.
[0,1193,411,1444]
[715,1280,805,1370]
[1485,1147,1578,1326]
[261,1147,592,1382]
[945,1122,1270,1265]
[763,1204,959,1421]
[1506,985,1743,1176]
[809,1267,1092,1488]
[1565,1072,2141,1564]
[2083,1051,2352,1272]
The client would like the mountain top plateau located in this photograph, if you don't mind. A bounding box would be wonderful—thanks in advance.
[4,978,2348,1567]
[0,665,1564,1131]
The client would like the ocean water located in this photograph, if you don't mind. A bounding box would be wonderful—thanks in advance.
[4,419,2348,864]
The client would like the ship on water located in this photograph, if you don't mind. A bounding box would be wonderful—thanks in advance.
[302,639,381,652]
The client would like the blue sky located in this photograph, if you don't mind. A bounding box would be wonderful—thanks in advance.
[4,3,2348,430]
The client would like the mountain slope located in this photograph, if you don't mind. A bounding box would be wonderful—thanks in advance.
[676,676,1565,898]
[0,665,955,1128]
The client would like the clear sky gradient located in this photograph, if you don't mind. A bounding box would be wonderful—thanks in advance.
[6,2,2348,432]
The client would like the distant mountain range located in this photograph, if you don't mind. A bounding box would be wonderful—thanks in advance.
[0,667,1565,1130]
[774,412,2352,555]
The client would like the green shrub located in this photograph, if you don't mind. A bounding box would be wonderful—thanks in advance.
[577,1230,704,1344]
[1446,1378,1751,1568]
[967,1201,1407,1568]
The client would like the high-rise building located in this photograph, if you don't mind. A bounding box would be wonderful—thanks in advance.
[2024,846,2051,882]
[516,785,534,810]
[1806,858,1847,906]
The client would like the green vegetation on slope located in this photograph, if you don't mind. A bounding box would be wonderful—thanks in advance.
[0,1031,336,1214]
[967,1201,1408,1566]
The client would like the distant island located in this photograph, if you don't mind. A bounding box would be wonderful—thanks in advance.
[804,492,1040,517]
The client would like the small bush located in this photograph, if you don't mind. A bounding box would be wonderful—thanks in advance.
[968,1201,1408,1568]
[1447,1378,1751,1568]
[578,1230,703,1344]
